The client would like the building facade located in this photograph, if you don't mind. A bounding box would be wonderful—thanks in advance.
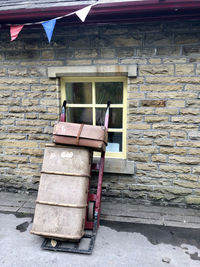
[1,1,200,213]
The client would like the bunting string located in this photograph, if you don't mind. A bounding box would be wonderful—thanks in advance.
[9,2,98,42]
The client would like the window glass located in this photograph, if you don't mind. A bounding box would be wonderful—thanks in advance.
[107,132,122,152]
[67,107,92,124]
[95,82,123,104]
[65,82,92,104]
[96,108,122,128]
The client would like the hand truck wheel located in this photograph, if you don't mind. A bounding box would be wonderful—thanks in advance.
[88,202,95,221]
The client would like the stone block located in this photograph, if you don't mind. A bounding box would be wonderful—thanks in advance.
[175,64,194,75]
[185,84,200,91]
[16,120,47,126]
[155,108,178,115]
[188,131,200,140]
[175,33,200,44]
[21,148,43,156]
[156,47,180,56]
[129,107,154,115]
[153,123,198,130]
[188,148,200,155]
[136,163,157,171]
[8,68,28,77]
[146,77,200,84]
[41,50,55,59]
[180,109,199,115]
[148,58,162,64]
[169,155,200,165]
[187,100,200,107]
[177,174,198,182]
[140,84,182,91]
[74,49,98,59]
[159,164,191,173]
[139,64,174,76]
[174,180,200,189]
[94,59,118,64]
[155,139,174,147]
[127,123,151,130]
[66,59,92,65]
[0,155,28,163]
[128,77,144,84]
[0,77,38,85]
[145,33,172,45]
[186,197,200,205]
[128,115,143,122]
[136,47,156,57]
[192,166,200,174]
[128,92,145,99]
[143,130,168,138]
[154,186,192,195]
[40,99,58,106]
[167,100,186,107]
[112,35,142,47]
[147,92,197,99]
[171,116,200,124]
[38,114,58,120]
[176,141,200,148]
[128,153,148,162]
[144,116,168,123]
[152,155,167,163]
[160,147,186,155]
[0,140,38,148]
[100,48,115,58]
[128,138,153,146]
[140,100,166,107]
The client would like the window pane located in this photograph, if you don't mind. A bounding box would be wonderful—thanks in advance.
[65,82,92,104]
[107,132,122,152]
[96,108,122,128]
[95,82,123,104]
[67,108,92,124]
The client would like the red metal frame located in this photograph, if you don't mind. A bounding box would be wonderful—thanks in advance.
[60,100,110,230]
[85,103,110,230]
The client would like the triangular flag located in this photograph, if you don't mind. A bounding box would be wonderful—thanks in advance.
[75,5,92,22]
[10,25,24,41]
[42,19,56,43]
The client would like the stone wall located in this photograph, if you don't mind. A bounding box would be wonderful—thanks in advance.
[1,20,200,207]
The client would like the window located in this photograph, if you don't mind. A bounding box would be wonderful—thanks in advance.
[61,77,127,159]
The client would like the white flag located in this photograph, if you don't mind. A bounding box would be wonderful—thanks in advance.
[76,5,92,22]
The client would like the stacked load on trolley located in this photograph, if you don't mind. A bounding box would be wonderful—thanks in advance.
[31,144,92,240]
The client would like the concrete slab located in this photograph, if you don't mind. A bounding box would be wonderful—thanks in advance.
[1,213,200,267]
[1,192,200,229]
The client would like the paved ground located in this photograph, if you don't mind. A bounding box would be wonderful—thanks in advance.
[1,213,200,267]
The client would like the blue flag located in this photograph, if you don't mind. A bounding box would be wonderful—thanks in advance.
[42,19,56,43]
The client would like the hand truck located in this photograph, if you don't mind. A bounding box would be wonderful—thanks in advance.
[41,101,110,254]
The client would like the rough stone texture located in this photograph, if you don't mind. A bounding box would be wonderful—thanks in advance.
[1,20,200,209]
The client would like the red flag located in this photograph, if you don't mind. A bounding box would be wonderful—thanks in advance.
[10,25,24,41]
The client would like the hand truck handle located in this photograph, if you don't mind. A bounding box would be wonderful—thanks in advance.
[60,100,67,122]
[104,101,111,130]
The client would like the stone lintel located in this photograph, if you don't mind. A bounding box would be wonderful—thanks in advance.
[48,65,137,78]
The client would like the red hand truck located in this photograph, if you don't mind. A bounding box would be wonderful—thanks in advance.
[41,101,110,254]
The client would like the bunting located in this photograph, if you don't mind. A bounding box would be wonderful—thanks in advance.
[9,3,96,42]
[75,5,92,22]
[10,25,24,41]
[42,19,56,43]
